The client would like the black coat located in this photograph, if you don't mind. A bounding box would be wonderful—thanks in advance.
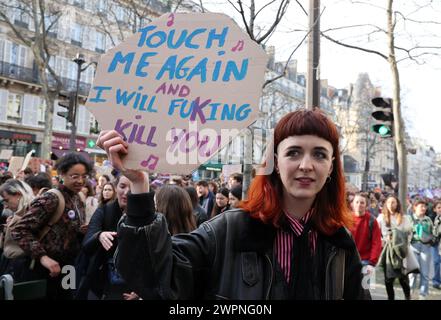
[116,192,370,300]
[75,200,123,299]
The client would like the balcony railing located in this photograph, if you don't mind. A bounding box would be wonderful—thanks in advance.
[0,61,91,96]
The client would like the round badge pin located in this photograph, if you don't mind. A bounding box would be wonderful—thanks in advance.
[67,210,76,219]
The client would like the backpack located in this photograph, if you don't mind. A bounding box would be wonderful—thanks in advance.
[1,189,65,259]
[368,213,376,240]
[410,214,434,244]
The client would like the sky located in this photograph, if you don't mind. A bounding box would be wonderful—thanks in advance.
[203,0,441,152]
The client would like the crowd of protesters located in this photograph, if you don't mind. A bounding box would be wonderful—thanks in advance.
[0,155,244,300]
[0,111,441,300]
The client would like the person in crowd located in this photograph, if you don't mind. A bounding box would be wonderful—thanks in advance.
[409,199,433,299]
[228,173,243,190]
[97,108,369,300]
[349,194,382,283]
[155,185,197,235]
[169,176,184,187]
[25,172,52,196]
[228,185,242,209]
[99,182,116,207]
[184,186,208,227]
[376,195,413,300]
[95,174,111,197]
[432,201,441,289]
[0,180,35,280]
[211,187,230,217]
[16,167,33,181]
[150,179,164,192]
[10,152,92,300]
[80,181,99,225]
[196,180,215,220]
[208,181,219,196]
[368,198,380,218]
[78,175,134,300]
[51,176,60,188]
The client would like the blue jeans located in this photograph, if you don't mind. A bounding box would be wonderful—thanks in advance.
[409,242,432,297]
[432,244,441,286]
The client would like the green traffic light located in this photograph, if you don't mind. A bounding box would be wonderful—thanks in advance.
[379,126,389,136]
[87,139,96,148]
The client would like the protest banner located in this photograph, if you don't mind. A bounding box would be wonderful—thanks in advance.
[20,150,35,171]
[8,156,24,178]
[86,13,268,174]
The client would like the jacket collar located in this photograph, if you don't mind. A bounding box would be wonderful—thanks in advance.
[233,209,355,252]
[234,210,276,253]
[321,227,357,250]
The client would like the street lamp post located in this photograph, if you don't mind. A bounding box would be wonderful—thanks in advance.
[70,53,86,152]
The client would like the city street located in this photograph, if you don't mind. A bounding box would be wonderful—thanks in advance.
[370,268,441,300]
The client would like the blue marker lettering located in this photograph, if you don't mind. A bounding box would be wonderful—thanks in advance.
[89,86,112,103]
[187,58,207,83]
[206,27,228,49]
[222,59,248,81]
[135,52,158,77]
[137,25,157,47]
[185,28,207,49]
[116,89,136,106]
[108,51,135,74]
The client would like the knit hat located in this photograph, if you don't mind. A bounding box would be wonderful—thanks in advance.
[230,185,242,200]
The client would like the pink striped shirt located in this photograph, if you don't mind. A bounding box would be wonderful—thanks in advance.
[275,209,318,283]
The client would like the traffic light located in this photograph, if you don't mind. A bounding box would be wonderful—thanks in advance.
[57,92,75,124]
[371,97,393,137]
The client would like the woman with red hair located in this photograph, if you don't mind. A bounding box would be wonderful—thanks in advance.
[97,108,369,300]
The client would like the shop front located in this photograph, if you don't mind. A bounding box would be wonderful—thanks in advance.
[0,130,38,159]
[51,132,89,160]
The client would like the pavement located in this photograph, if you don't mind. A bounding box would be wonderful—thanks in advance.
[369,267,441,300]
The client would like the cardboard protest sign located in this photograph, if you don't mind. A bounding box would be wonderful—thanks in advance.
[86,13,268,174]
[20,150,35,171]
[0,149,13,160]
[8,156,24,178]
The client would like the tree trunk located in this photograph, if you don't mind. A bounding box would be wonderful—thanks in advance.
[242,129,253,200]
[37,60,55,160]
[387,0,408,211]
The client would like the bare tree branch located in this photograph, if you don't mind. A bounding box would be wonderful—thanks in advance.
[263,28,311,87]
[199,0,205,13]
[236,0,253,40]
[256,0,290,43]
[294,0,308,16]
[321,24,386,34]
[254,1,276,19]
[0,8,32,47]
[321,32,388,60]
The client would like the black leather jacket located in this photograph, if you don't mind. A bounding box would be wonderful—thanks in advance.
[116,192,370,300]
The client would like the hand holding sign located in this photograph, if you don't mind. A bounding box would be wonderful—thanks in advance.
[97,130,148,190]
[87,13,268,175]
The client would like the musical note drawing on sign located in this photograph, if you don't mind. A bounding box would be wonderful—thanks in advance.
[166,13,175,27]
[232,40,244,52]
[140,154,159,170]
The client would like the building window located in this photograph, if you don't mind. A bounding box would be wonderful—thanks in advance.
[95,31,106,53]
[13,3,29,28]
[7,93,23,121]
[38,97,46,125]
[115,5,126,23]
[71,23,83,46]
[44,14,58,38]
[96,0,107,14]
[73,0,85,9]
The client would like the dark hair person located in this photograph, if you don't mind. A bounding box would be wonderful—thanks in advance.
[9,152,93,300]
[155,185,196,235]
[184,186,208,227]
[97,108,368,300]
